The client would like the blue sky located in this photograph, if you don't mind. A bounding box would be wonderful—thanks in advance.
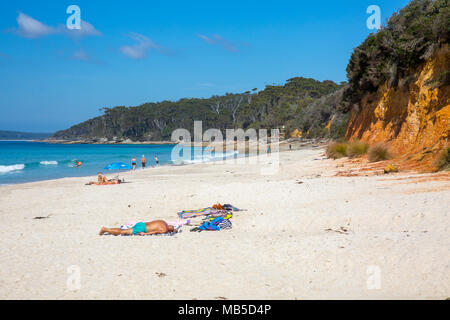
[0,0,410,132]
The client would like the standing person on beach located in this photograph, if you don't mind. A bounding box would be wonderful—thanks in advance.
[131,156,137,170]
[154,155,159,166]
[141,155,146,169]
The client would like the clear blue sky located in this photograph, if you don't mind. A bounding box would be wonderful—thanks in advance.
[0,0,410,132]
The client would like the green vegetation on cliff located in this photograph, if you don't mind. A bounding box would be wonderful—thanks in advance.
[342,0,449,111]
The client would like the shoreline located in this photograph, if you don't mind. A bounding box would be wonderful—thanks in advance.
[0,150,259,187]
[0,150,246,187]
[0,161,200,187]
[0,139,323,186]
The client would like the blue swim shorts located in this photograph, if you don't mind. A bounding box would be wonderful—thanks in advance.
[132,222,147,235]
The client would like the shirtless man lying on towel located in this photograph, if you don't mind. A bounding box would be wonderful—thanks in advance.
[99,220,175,236]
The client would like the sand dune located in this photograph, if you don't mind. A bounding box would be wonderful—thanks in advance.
[0,147,448,299]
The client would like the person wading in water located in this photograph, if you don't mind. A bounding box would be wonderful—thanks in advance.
[141,155,147,169]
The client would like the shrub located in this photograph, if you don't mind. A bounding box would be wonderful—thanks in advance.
[326,142,348,159]
[384,164,399,174]
[368,143,392,162]
[434,146,450,171]
[347,140,369,158]
[342,0,449,112]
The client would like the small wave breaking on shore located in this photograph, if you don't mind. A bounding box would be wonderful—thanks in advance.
[0,160,69,173]
[0,164,25,174]
[40,161,58,166]
[172,150,239,165]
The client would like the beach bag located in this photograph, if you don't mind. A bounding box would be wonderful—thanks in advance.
[198,217,232,231]
[223,204,240,211]
[217,218,232,230]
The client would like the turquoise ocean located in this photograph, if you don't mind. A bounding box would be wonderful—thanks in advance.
[0,141,238,185]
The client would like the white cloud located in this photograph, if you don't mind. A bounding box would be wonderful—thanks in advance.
[71,49,91,62]
[197,34,239,52]
[119,33,170,59]
[69,49,102,64]
[15,12,56,38]
[60,20,102,39]
[119,33,150,59]
[198,34,216,45]
[10,12,100,40]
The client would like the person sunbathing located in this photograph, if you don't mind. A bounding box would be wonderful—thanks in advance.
[99,220,175,236]
[86,173,120,185]
[87,179,120,185]
[102,179,120,185]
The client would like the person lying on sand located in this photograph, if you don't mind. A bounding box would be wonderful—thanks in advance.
[86,172,121,185]
[99,220,175,236]
[86,179,121,185]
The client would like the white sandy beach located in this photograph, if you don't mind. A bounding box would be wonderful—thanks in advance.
[0,147,449,299]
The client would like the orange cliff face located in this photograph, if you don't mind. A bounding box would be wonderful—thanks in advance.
[345,45,450,172]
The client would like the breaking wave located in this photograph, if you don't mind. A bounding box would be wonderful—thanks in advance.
[40,161,58,166]
[172,150,239,165]
[0,164,25,174]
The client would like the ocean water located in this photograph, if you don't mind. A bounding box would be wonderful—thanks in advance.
[0,141,238,185]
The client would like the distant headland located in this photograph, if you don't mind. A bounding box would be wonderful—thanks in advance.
[0,130,53,141]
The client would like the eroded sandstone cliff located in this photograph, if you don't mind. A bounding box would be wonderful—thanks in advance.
[346,45,449,170]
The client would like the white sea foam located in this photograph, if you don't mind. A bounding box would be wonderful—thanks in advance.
[40,161,58,166]
[179,159,208,164]
[175,150,239,164]
[0,164,25,174]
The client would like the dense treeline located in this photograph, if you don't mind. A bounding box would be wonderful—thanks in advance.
[53,77,346,141]
[342,0,449,111]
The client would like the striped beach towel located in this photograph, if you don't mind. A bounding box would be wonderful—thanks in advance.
[177,207,228,219]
